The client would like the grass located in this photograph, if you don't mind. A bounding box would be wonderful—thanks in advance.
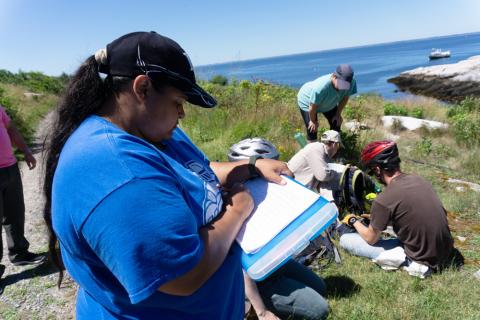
[2,77,479,319]
[181,81,480,320]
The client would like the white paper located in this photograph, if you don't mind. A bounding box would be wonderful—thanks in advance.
[236,177,320,254]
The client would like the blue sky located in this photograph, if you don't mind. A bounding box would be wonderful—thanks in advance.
[1,0,479,76]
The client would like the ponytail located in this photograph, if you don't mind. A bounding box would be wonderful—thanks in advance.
[43,55,107,287]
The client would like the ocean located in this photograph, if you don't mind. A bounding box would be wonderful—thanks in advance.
[196,32,480,100]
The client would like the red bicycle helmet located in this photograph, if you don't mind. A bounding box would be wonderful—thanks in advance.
[360,140,400,169]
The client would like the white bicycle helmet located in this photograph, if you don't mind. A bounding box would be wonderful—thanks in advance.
[227,138,280,161]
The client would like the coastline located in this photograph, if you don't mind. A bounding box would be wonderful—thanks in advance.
[388,56,480,102]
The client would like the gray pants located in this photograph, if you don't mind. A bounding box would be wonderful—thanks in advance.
[0,163,30,262]
[257,259,329,320]
[339,232,401,260]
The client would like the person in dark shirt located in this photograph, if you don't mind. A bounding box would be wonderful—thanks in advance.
[340,140,460,277]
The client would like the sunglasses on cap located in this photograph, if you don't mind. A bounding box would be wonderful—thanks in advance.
[136,47,216,107]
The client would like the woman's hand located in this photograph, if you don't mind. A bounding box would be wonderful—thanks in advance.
[223,183,254,220]
[255,159,293,185]
[308,120,318,133]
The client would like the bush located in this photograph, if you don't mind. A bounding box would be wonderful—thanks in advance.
[0,69,67,94]
[0,86,34,146]
[447,98,480,146]
[210,75,228,86]
[410,107,424,119]
[414,137,433,156]
[383,102,408,116]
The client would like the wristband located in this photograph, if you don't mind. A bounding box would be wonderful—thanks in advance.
[248,155,263,178]
[348,216,358,227]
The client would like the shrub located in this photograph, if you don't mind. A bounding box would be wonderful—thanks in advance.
[210,75,228,86]
[447,98,480,146]
[414,137,433,156]
[410,107,424,119]
[0,86,34,146]
[383,102,408,116]
[0,69,67,94]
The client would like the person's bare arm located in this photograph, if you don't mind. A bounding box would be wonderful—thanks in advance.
[243,272,280,320]
[353,220,381,245]
[6,121,36,169]
[158,184,253,296]
[210,159,292,188]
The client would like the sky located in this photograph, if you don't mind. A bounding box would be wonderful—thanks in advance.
[1,0,479,76]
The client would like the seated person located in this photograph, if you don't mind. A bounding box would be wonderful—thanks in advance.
[244,260,329,320]
[287,130,343,200]
[339,140,460,277]
[226,138,329,319]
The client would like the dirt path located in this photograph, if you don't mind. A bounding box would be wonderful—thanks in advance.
[0,113,76,319]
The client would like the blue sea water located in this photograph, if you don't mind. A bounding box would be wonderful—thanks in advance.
[196,32,480,100]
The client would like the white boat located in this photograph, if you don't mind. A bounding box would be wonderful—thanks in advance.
[429,48,451,60]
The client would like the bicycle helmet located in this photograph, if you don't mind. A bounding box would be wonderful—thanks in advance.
[360,140,400,169]
[227,138,280,161]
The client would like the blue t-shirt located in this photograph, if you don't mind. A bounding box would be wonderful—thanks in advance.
[52,116,244,319]
[297,74,357,112]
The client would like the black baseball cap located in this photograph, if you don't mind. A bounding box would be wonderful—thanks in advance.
[98,31,216,108]
[334,64,354,90]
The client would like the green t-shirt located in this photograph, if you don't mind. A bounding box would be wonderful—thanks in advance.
[297,73,357,112]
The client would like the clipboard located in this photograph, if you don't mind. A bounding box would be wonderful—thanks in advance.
[235,177,338,281]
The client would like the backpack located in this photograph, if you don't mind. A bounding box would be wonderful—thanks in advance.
[294,226,341,268]
[295,164,380,268]
[334,164,379,219]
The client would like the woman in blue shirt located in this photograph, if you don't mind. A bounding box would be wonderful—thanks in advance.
[43,31,291,319]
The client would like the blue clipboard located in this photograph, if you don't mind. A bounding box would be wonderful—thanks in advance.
[236,178,338,281]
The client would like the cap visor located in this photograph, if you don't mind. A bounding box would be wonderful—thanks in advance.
[148,72,216,108]
[336,79,351,90]
[185,84,217,108]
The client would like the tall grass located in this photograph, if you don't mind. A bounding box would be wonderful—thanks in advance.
[181,80,480,319]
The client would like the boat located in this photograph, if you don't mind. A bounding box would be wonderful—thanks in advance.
[429,48,451,60]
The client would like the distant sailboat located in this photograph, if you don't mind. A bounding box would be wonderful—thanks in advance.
[429,48,451,60]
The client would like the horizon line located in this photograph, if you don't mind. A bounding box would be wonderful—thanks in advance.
[197,30,480,68]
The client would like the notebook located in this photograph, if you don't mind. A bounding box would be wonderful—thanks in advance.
[236,177,319,253]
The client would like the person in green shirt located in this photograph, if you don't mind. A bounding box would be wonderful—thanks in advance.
[297,64,357,142]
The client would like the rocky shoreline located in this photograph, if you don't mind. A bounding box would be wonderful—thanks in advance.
[388,55,480,102]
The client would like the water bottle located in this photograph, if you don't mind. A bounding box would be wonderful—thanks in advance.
[294,132,307,148]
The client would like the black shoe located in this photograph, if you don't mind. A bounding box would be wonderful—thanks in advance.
[0,264,5,295]
[10,252,46,266]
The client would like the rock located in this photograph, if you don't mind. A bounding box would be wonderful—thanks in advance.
[23,92,43,98]
[344,120,369,132]
[385,133,400,141]
[447,178,480,192]
[474,269,480,281]
[388,56,480,102]
[382,116,448,131]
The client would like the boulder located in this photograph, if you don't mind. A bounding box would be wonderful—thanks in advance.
[382,116,448,131]
[388,56,480,102]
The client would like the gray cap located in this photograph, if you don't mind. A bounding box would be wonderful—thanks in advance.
[321,130,344,147]
[334,64,354,90]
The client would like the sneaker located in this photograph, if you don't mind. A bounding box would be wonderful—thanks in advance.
[10,252,46,266]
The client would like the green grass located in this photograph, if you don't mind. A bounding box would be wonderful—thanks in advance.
[320,248,480,320]
[181,81,480,320]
